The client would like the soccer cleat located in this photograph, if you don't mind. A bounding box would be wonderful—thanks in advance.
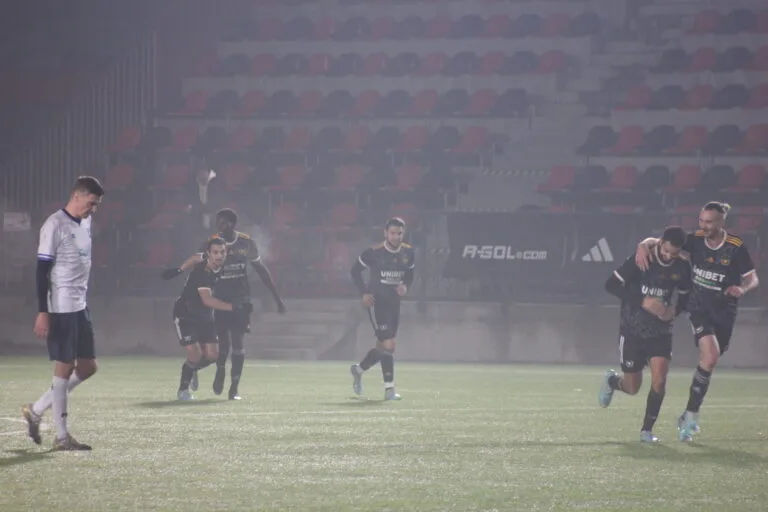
[677,411,699,442]
[212,367,225,396]
[228,393,242,401]
[350,364,363,396]
[598,369,617,408]
[177,389,194,401]
[21,404,42,445]
[52,434,92,451]
[190,370,199,392]
[640,431,659,443]
[384,387,401,401]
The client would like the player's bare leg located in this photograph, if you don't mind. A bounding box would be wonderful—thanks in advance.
[679,335,719,441]
[641,357,668,443]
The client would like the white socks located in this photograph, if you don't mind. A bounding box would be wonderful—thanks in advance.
[51,376,69,440]
[32,372,84,417]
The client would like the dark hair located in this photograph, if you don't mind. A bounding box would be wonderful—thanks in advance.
[385,217,405,229]
[206,237,226,252]
[216,208,238,226]
[661,226,687,248]
[702,201,731,217]
[73,176,104,197]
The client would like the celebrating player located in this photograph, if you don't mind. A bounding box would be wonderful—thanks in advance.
[173,237,251,400]
[598,226,692,443]
[163,208,285,400]
[635,202,759,441]
[349,217,416,400]
[22,176,104,450]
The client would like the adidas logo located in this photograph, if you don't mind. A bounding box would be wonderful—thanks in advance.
[582,237,614,263]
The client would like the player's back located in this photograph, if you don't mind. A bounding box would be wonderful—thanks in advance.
[38,209,93,313]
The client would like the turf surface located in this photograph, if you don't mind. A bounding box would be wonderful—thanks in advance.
[2,358,767,511]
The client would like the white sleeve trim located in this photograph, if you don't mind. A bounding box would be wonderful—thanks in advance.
[613,270,625,283]
[251,255,261,263]
[197,287,212,292]
[358,256,368,268]
[742,269,757,278]
[678,290,689,294]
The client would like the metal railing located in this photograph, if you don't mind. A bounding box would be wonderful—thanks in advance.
[0,33,157,214]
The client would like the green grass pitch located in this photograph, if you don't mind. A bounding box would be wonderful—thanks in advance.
[2,358,767,511]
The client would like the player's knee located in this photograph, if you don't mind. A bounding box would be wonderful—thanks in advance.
[231,348,245,356]
[700,351,719,370]
[650,377,666,394]
[76,360,98,380]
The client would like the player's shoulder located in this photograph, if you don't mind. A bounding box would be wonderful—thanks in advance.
[724,233,744,247]
[369,242,385,252]
[235,231,252,241]
[42,209,65,227]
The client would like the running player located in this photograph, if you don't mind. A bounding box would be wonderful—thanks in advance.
[174,237,251,400]
[349,217,415,400]
[635,202,759,441]
[162,208,285,400]
[22,176,104,450]
[598,226,692,443]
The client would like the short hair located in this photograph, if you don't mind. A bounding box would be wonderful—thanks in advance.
[702,201,731,217]
[206,237,226,252]
[73,176,104,197]
[385,217,405,230]
[216,208,238,226]
[661,226,687,248]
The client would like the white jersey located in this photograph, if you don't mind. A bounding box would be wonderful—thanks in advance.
[37,209,92,313]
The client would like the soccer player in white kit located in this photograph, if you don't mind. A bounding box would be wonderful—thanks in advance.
[21,176,104,451]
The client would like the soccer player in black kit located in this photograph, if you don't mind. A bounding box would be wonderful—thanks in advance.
[163,209,286,400]
[174,237,252,400]
[598,226,692,443]
[635,202,759,441]
[350,218,415,400]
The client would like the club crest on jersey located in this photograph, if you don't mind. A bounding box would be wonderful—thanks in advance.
[706,257,715,263]
[720,258,730,266]
[671,273,679,280]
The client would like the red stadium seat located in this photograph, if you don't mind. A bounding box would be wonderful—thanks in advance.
[348,90,380,116]
[535,50,567,74]
[541,14,570,37]
[104,164,135,191]
[665,125,707,154]
[220,125,256,151]
[616,85,652,110]
[426,15,453,38]
[250,54,277,76]
[602,126,644,154]
[313,18,335,40]
[680,85,714,110]
[393,164,424,190]
[236,90,266,117]
[746,83,768,108]
[327,202,358,227]
[170,91,209,116]
[277,126,312,153]
[750,46,768,71]
[161,126,198,153]
[684,48,717,73]
[269,165,307,191]
[727,165,766,192]
[358,53,388,76]
[537,165,575,192]
[665,165,702,192]
[689,10,720,34]
[154,163,191,190]
[412,52,446,76]
[370,17,394,39]
[733,206,764,233]
[271,202,300,228]
[394,125,429,152]
[110,126,141,151]
[337,125,370,153]
[600,165,639,191]
[406,89,439,115]
[482,14,511,38]
[732,124,768,153]
[451,126,490,153]
[329,164,367,190]
[463,89,498,116]
[219,163,250,191]
[477,52,506,75]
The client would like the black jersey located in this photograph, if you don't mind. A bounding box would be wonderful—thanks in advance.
[683,231,755,315]
[357,242,416,299]
[199,231,259,303]
[174,262,220,321]
[613,250,692,339]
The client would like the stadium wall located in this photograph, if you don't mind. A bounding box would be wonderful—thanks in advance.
[1,298,766,368]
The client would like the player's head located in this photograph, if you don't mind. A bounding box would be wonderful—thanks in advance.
[216,208,237,234]
[68,176,104,219]
[699,201,730,238]
[658,226,687,262]
[206,237,227,268]
[384,217,406,249]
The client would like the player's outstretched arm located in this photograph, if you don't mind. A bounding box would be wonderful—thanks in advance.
[196,287,253,314]
[250,260,286,313]
[161,254,204,280]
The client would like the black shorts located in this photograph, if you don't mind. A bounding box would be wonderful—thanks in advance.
[214,308,251,337]
[174,317,218,347]
[47,309,95,362]
[618,332,672,374]
[368,298,401,342]
[689,309,734,355]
